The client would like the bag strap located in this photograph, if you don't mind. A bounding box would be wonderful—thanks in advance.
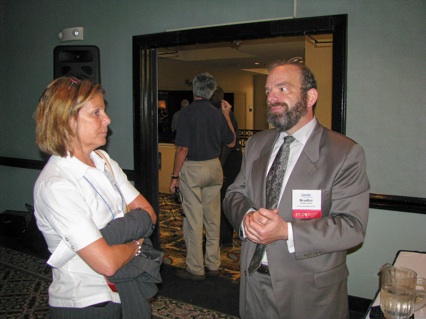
[95,150,114,175]
[95,150,130,213]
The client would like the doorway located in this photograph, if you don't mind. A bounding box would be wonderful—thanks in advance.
[132,15,347,247]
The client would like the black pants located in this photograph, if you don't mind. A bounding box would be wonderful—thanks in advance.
[220,149,242,245]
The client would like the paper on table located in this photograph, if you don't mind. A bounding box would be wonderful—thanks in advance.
[393,251,426,278]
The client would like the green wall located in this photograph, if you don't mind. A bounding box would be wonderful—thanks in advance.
[1,0,425,300]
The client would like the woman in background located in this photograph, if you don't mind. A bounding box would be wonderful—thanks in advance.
[33,77,157,318]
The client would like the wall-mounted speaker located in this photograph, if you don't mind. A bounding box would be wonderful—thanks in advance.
[54,45,101,83]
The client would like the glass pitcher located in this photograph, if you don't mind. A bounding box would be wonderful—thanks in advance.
[380,264,426,319]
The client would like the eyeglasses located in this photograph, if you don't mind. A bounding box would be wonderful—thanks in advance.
[173,187,183,205]
[172,187,185,217]
[70,77,81,84]
[68,77,81,89]
[287,56,304,63]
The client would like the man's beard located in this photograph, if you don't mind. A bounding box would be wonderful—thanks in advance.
[267,95,308,132]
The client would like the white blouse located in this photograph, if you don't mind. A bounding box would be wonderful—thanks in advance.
[33,151,139,308]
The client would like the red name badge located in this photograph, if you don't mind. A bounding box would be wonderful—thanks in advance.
[292,209,322,219]
[292,190,322,219]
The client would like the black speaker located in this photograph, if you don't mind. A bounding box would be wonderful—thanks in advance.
[54,45,101,83]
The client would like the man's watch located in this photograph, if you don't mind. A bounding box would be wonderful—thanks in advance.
[171,174,179,179]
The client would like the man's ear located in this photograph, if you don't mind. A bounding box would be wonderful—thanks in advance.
[307,88,318,108]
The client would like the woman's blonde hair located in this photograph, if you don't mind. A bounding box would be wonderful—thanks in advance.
[35,77,104,157]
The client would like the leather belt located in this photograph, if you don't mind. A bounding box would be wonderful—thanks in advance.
[257,264,270,275]
[89,301,110,308]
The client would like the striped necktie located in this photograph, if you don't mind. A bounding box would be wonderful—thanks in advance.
[248,135,295,275]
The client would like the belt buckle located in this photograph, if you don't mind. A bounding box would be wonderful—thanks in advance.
[257,264,270,275]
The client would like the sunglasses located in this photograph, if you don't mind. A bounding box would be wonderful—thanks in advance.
[173,187,183,205]
[172,187,185,217]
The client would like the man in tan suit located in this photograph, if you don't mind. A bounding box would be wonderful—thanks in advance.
[223,61,370,319]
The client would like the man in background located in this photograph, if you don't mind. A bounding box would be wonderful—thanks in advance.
[170,73,235,281]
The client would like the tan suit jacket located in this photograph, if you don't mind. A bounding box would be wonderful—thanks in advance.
[223,122,370,319]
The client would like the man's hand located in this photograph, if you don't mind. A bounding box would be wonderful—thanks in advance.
[221,100,236,148]
[221,100,232,116]
[169,178,179,193]
[243,208,288,244]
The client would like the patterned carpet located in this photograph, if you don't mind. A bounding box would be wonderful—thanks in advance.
[158,193,241,281]
[0,246,238,319]
[0,194,241,318]
[0,249,50,318]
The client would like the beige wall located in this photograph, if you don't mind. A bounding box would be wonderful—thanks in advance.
[158,143,176,193]
[158,35,333,132]
[253,74,268,130]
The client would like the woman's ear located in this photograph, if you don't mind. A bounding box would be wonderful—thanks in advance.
[69,116,77,132]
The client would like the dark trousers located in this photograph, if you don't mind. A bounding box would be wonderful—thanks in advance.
[49,302,122,319]
[220,149,242,244]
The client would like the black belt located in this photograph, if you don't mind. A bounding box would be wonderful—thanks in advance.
[257,264,270,275]
[88,301,110,308]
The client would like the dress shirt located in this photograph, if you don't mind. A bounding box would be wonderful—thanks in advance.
[259,118,317,263]
[269,118,316,244]
[241,118,317,254]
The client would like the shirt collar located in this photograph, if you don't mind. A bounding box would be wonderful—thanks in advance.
[53,151,105,180]
[280,117,317,145]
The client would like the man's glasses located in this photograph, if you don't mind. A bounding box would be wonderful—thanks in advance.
[287,56,304,63]
[173,187,183,205]
[172,187,185,217]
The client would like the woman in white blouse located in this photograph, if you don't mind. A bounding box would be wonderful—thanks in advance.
[33,77,157,318]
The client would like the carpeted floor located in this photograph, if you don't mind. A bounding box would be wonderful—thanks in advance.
[0,246,238,319]
[0,249,50,318]
[158,193,241,281]
[0,194,241,319]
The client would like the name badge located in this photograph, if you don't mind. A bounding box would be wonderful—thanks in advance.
[292,190,322,219]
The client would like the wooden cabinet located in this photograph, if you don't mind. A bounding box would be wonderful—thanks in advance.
[158,143,176,193]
